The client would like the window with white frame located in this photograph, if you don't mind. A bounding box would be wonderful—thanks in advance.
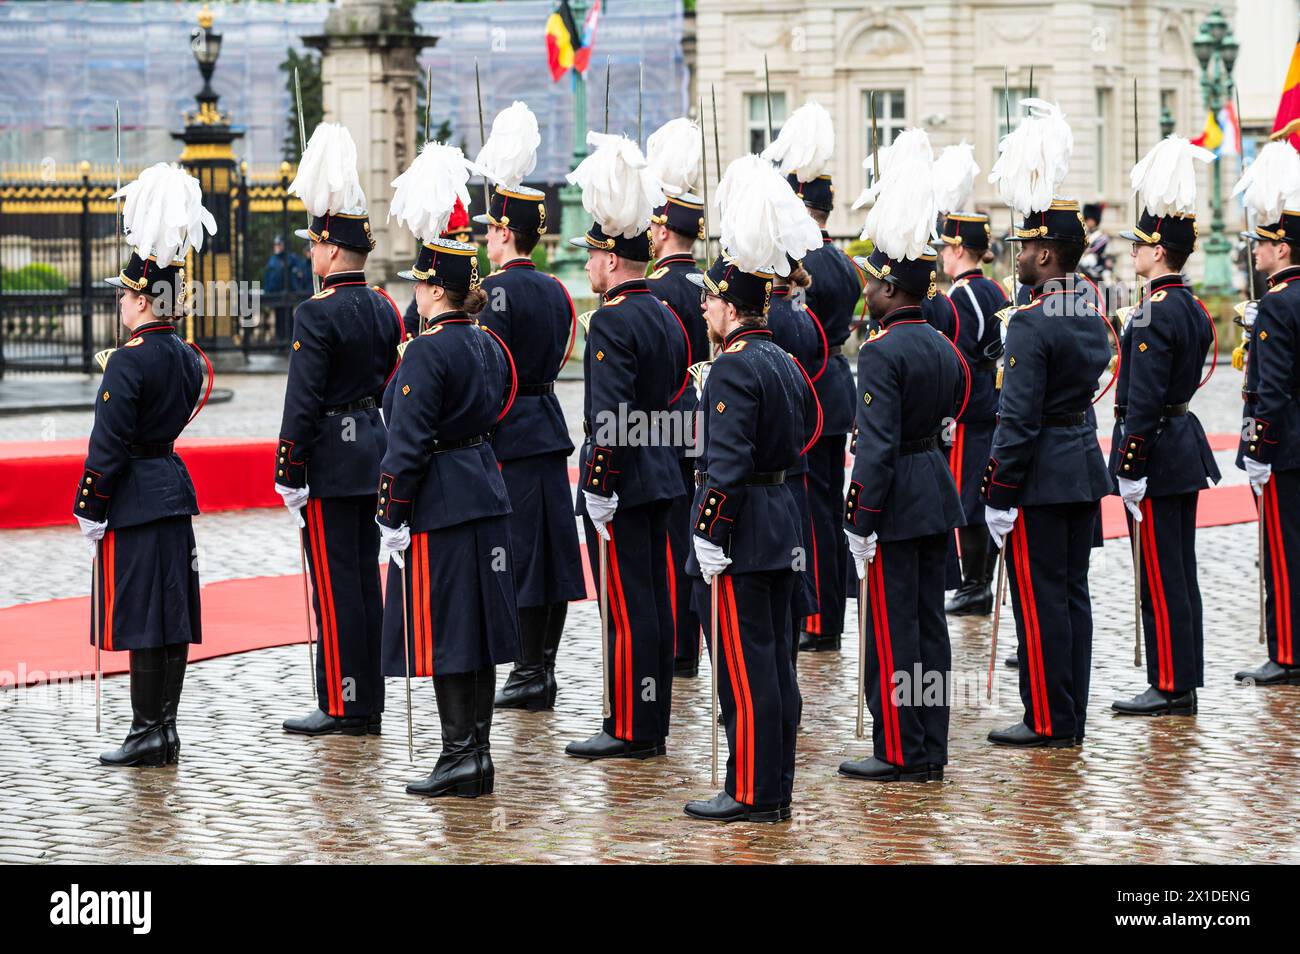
[745,92,787,154]
[994,88,1034,144]
[862,89,906,157]
[1095,87,1111,194]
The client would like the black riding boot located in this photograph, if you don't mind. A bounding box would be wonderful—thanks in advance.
[495,605,549,710]
[407,672,489,797]
[542,601,566,707]
[945,526,994,616]
[474,666,496,794]
[99,648,168,767]
[160,642,188,764]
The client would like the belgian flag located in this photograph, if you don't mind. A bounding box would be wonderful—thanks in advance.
[1271,28,1300,149]
[546,1,599,82]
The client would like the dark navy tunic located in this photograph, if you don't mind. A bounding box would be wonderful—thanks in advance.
[802,232,862,435]
[276,270,403,497]
[1109,273,1220,494]
[1241,264,1300,472]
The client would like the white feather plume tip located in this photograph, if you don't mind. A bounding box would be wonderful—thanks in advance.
[1232,140,1300,225]
[565,131,665,238]
[760,100,834,182]
[646,117,702,197]
[112,163,217,264]
[289,123,366,217]
[389,142,487,244]
[713,155,821,276]
[851,129,936,262]
[933,142,981,214]
[1130,136,1215,218]
[988,99,1073,218]
[474,101,540,191]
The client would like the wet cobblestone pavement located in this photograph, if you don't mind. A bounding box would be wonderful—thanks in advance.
[2,518,1297,864]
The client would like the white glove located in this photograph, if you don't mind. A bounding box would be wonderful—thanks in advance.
[76,515,108,560]
[584,490,619,541]
[845,530,878,580]
[1244,458,1272,497]
[985,506,1018,550]
[1242,301,1259,329]
[1117,475,1147,522]
[276,482,310,528]
[377,521,410,568]
[693,536,732,583]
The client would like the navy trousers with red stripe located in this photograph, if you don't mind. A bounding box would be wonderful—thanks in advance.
[693,571,800,808]
[668,458,702,667]
[804,435,847,639]
[861,534,952,768]
[1125,493,1204,693]
[1007,502,1098,741]
[583,500,675,742]
[1259,470,1299,667]
[301,495,385,718]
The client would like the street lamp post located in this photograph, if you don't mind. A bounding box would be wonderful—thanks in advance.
[551,0,591,288]
[1193,5,1239,295]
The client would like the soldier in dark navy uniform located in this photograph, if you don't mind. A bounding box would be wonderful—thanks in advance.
[276,192,402,737]
[376,237,521,798]
[1111,187,1220,716]
[85,253,209,767]
[1235,206,1300,686]
[401,197,472,339]
[465,184,586,711]
[647,193,706,676]
[940,213,1008,615]
[788,176,861,653]
[681,255,821,822]
[80,162,215,768]
[562,148,691,758]
[839,248,968,783]
[981,201,1113,748]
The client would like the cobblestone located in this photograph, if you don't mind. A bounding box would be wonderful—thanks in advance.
[1,520,1297,864]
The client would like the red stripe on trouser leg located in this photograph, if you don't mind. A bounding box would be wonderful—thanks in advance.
[308,501,341,715]
[869,550,902,764]
[721,576,755,804]
[804,475,821,634]
[1140,499,1174,691]
[665,536,677,652]
[1012,519,1051,737]
[102,531,116,651]
[421,534,435,675]
[606,528,632,739]
[1266,482,1293,664]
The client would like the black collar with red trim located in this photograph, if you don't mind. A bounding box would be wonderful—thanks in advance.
[820,230,832,244]
[425,310,472,330]
[501,258,535,272]
[128,321,177,339]
[955,268,985,283]
[323,270,367,289]
[605,278,649,301]
[654,253,697,269]
[771,285,790,298]
[880,304,924,328]
[723,326,774,348]
[1268,265,1300,288]
[1144,272,1185,294]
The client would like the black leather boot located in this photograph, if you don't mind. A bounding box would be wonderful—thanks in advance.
[282,708,369,736]
[1234,660,1300,685]
[1111,685,1197,716]
[987,721,1076,747]
[542,601,566,707]
[684,792,783,823]
[474,666,496,795]
[798,629,841,652]
[160,643,188,764]
[945,527,994,616]
[838,755,931,782]
[407,672,490,797]
[495,605,549,711]
[99,649,168,767]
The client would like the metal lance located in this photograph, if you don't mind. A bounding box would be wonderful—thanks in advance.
[474,60,492,215]
[856,572,867,738]
[93,541,102,734]
[711,574,720,788]
[599,535,611,720]
[399,551,413,762]
[1130,78,1144,669]
[988,548,1007,700]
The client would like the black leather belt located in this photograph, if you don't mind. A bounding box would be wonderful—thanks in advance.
[1113,403,1188,424]
[583,419,591,437]
[431,435,484,453]
[1242,389,1258,403]
[1042,411,1088,427]
[517,381,555,396]
[900,434,940,455]
[127,442,174,459]
[325,397,377,416]
[694,469,786,487]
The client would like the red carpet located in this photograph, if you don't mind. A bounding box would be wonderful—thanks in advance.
[0,438,280,529]
[0,483,1258,688]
